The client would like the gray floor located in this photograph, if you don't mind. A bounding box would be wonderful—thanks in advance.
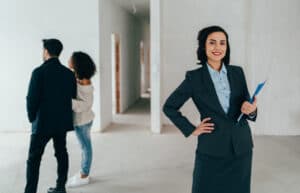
[1,98,300,193]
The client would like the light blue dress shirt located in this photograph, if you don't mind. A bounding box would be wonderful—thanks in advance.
[207,63,231,113]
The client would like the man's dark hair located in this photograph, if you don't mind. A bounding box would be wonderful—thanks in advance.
[197,25,230,65]
[42,39,63,57]
[71,51,96,80]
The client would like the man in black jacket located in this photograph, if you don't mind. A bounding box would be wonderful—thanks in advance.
[24,39,77,193]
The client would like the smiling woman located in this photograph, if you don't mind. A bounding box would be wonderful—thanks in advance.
[163,25,258,193]
[197,26,230,68]
[205,32,227,66]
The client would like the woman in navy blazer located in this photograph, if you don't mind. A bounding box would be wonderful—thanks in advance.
[163,26,258,193]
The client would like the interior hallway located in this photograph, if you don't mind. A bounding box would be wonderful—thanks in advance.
[111,94,151,130]
[1,124,300,193]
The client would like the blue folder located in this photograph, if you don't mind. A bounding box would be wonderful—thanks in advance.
[237,80,267,122]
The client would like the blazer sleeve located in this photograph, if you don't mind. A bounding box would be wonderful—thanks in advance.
[163,72,196,137]
[26,69,42,123]
[240,67,257,122]
[71,74,77,99]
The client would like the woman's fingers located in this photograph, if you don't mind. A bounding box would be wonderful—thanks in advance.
[201,127,214,131]
[192,128,212,136]
[201,117,213,127]
[243,102,252,109]
[196,125,214,131]
[200,118,214,130]
[199,124,214,133]
[201,117,211,123]
[241,100,257,115]
[242,108,251,115]
[252,97,257,105]
[192,117,215,136]
[201,130,213,134]
[192,127,213,136]
[202,123,214,127]
[243,101,257,108]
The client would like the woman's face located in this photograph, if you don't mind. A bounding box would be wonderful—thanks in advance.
[205,32,227,64]
[68,58,74,70]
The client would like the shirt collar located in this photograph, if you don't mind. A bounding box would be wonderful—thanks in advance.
[207,63,227,75]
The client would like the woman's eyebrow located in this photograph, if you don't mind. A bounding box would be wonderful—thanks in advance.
[208,39,226,42]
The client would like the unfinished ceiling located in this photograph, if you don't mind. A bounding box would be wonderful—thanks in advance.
[112,0,150,19]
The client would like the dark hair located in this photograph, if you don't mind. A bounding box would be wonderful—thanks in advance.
[42,39,63,57]
[71,51,96,80]
[197,25,230,65]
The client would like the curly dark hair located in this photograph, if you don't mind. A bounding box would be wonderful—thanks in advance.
[197,25,230,65]
[71,51,96,80]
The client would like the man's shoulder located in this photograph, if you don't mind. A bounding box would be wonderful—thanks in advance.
[32,64,44,75]
[32,62,74,82]
[60,64,75,77]
[45,59,74,75]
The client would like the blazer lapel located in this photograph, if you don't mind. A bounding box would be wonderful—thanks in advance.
[226,66,236,118]
[201,64,227,116]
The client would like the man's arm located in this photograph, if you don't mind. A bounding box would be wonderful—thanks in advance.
[26,69,42,123]
[71,73,77,99]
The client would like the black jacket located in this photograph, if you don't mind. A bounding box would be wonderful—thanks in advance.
[26,58,77,135]
[163,64,257,156]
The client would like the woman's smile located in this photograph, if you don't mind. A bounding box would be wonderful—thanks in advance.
[212,51,223,56]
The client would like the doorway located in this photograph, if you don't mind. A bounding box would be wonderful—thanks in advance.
[111,33,121,115]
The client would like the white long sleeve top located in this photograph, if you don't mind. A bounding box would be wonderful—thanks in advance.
[72,83,95,126]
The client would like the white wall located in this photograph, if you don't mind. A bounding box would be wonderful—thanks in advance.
[99,0,142,130]
[161,0,300,135]
[247,0,300,135]
[0,0,100,131]
[150,0,162,133]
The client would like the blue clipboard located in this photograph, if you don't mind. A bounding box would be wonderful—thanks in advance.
[237,80,267,122]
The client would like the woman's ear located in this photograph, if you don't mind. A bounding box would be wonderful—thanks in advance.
[68,59,74,69]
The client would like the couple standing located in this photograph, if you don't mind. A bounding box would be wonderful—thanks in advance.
[25,39,96,193]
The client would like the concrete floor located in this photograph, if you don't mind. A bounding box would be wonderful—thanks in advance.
[1,97,300,193]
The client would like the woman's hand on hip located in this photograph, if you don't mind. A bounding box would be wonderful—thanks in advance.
[241,97,257,115]
[192,117,214,136]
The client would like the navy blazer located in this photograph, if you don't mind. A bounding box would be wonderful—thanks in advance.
[26,58,77,135]
[163,64,257,157]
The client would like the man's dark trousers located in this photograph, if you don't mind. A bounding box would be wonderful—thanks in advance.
[24,133,68,193]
